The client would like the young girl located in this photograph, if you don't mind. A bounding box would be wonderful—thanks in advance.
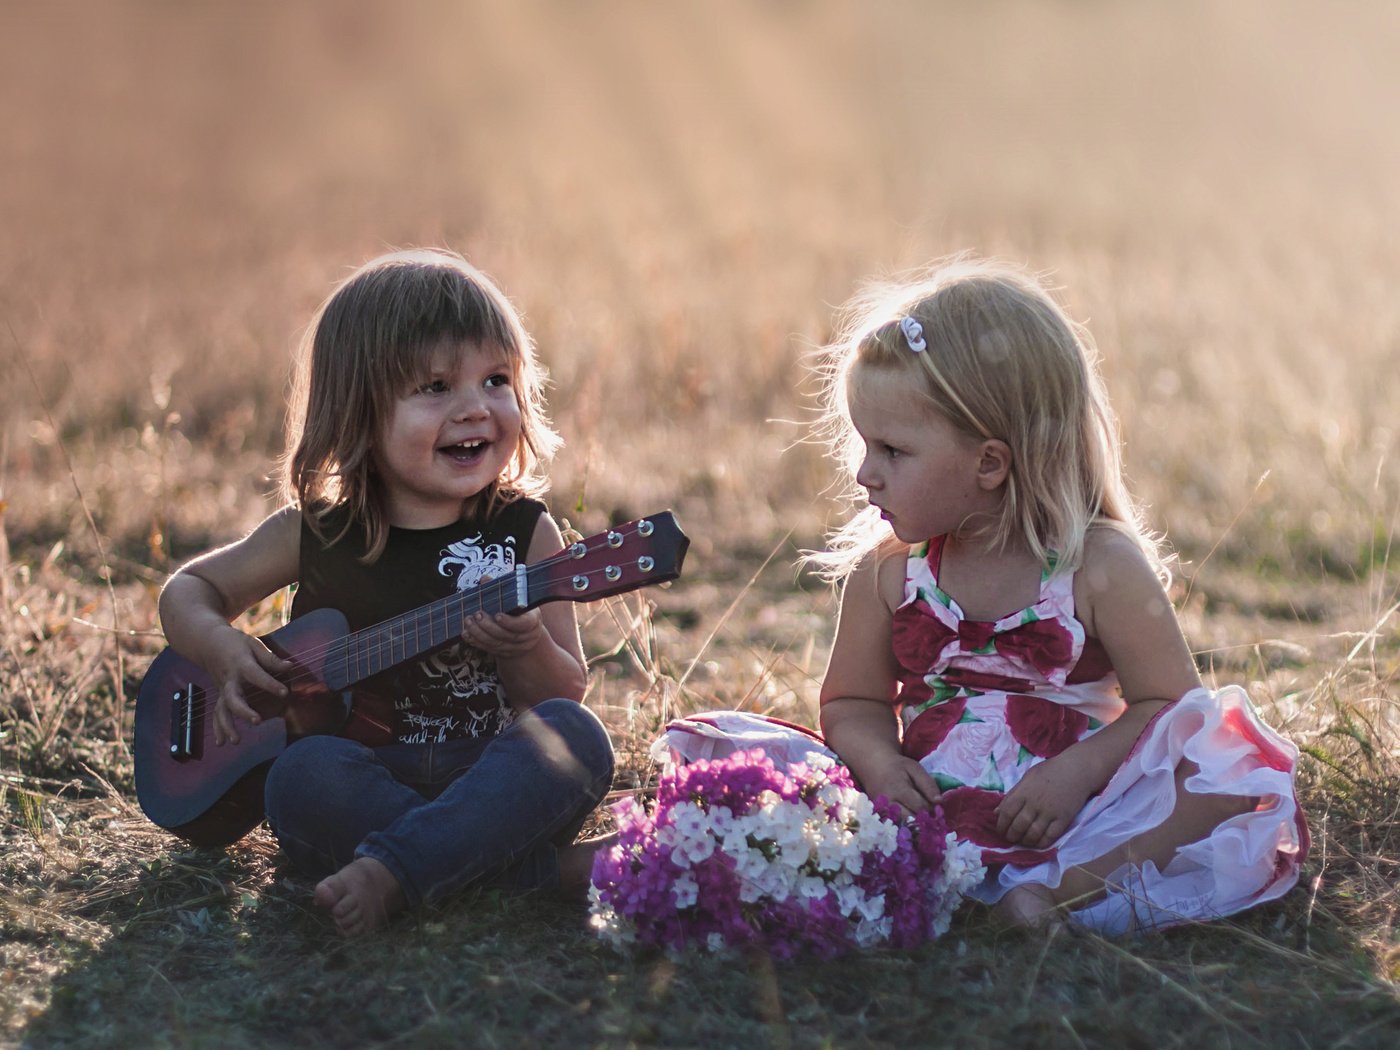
[664,257,1306,933]
[158,248,614,936]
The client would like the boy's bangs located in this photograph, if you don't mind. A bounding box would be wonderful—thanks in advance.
[386,338,516,392]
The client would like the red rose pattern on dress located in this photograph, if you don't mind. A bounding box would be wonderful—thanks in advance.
[1005,693,1090,759]
[901,696,968,759]
[891,535,1122,868]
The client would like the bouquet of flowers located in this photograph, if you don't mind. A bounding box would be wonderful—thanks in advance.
[588,749,985,959]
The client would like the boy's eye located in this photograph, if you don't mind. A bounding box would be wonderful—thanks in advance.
[883,443,903,459]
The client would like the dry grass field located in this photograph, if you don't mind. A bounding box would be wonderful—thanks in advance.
[3,1,1399,1046]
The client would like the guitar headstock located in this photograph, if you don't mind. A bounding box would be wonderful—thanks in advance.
[529,511,689,607]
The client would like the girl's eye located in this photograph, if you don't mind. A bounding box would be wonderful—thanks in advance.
[484,372,511,389]
[883,443,904,460]
[417,378,450,395]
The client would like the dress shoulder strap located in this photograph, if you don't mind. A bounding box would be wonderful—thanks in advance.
[1038,549,1077,607]
[921,534,948,583]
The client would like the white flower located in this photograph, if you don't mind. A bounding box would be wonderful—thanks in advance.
[797,875,829,900]
[756,866,793,902]
[851,809,898,856]
[588,907,635,947]
[672,872,699,909]
[708,805,738,836]
[855,892,886,922]
[763,803,809,851]
[669,801,708,839]
[812,782,845,810]
[733,845,769,881]
[672,830,715,868]
[834,883,864,916]
[657,801,721,868]
[720,829,750,857]
[814,838,848,874]
[853,914,893,947]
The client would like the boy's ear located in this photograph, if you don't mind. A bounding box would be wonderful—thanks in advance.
[976,439,1012,490]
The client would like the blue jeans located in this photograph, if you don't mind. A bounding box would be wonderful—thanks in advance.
[263,698,614,909]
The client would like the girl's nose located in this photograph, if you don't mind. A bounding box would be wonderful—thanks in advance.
[453,387,489,420]
[855,455,879,491]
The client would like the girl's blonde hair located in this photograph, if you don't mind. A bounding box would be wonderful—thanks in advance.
[811,255,1163,581]
[282,248,560,560]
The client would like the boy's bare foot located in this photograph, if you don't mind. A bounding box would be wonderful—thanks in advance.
[557,832,618,899]
[313,857,405,936]
[994,883,1064,930]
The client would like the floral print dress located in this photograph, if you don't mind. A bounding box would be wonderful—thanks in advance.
[662,536,1308,934]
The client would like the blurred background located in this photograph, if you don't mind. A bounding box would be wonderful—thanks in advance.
[2,0,1398,707]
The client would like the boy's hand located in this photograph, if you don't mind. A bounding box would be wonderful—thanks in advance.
[460,609,548,658]
[995,754,1099,848]
[207,628,293,746]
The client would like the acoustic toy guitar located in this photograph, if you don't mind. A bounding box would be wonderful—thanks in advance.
[133,511,688,847]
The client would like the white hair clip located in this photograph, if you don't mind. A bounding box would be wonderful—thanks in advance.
[899,316,927,353]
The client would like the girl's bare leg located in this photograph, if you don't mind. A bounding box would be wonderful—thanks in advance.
[1048,761,1255,914]
[313,857,406,936]
[556,832,618,899]
[994,883,1062,928]
[994,762,1255,928]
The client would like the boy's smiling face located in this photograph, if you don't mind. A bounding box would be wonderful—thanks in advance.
[375,341,522,529]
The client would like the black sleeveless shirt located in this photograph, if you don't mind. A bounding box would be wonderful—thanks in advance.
[290,497,547,744]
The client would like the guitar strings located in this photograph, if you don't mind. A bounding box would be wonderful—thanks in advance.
[303,521,662,677]
[208,525,646,687]
[176,556,649,724]
[174,531,664,724]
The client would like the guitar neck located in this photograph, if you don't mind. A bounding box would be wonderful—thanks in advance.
[317,511,689,691]
[324,569,528,691]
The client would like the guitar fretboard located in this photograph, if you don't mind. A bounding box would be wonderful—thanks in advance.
[304,512,683,692]
[322,569,527,690]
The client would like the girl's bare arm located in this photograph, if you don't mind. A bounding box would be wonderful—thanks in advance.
[995,528,1202,846]
[819,551,942,815]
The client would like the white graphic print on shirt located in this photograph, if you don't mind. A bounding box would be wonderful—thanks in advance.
[394,533,520,743]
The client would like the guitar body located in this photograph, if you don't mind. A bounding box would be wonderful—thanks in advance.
[133,608,396,847]
[134,511,689,847]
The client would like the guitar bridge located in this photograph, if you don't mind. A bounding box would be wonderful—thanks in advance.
[168,682,204,761]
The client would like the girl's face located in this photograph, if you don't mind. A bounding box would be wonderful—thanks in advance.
[375,341,523,528]
[847,364,1002,544]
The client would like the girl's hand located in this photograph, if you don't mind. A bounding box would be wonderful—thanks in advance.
[857,755,943,818]
[460,609,549,659]
[206,627,294,746]
[994,754,1099,848]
